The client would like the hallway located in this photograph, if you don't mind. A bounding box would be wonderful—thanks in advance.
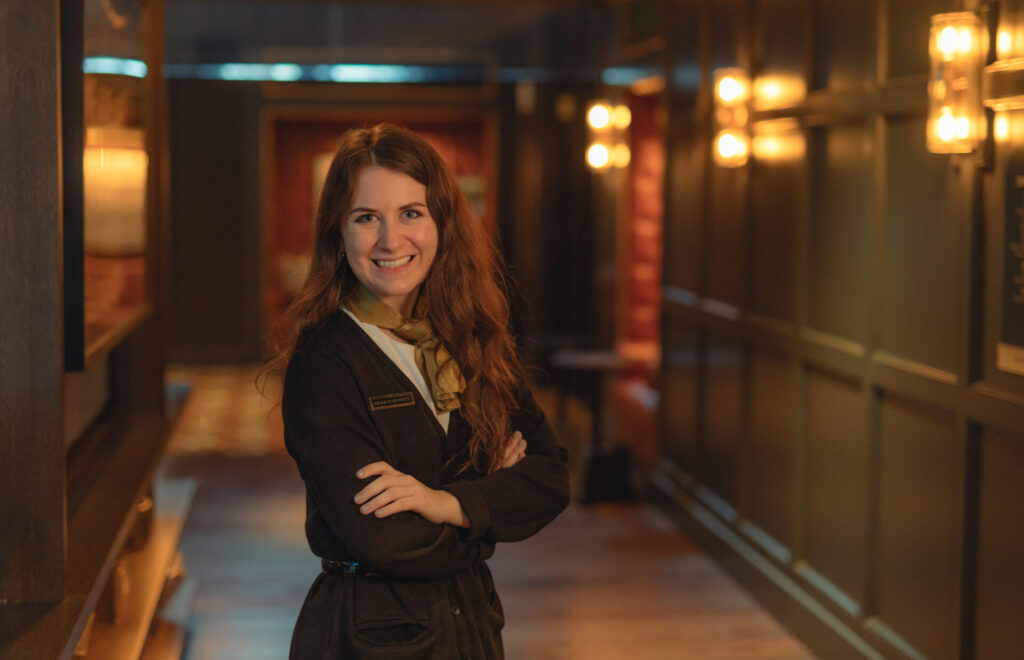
[163,365,813,660]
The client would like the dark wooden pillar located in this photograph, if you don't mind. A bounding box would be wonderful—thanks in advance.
[0,0,66,603]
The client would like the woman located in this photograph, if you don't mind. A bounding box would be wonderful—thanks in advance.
[268,123,571,659]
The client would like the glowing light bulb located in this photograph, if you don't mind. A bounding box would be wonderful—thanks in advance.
[587,143,610,168]
[611,105,632,129]
[718,133,739,157]
[938,26,958,58]
[955,115,970,139]
[587,104,611,129]
[928,13,983,154]
[611,144,631,168]
[937,109,956,142]
[958,27,972,52]
[717,76,742,104]
[998,29,1012,58]
[995,114,1010,142]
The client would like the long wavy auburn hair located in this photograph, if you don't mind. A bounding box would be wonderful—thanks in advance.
[262,123,519,474]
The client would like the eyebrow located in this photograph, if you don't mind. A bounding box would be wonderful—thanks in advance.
[347,202,427,217]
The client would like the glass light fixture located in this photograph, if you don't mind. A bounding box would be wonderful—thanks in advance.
[927,12,984,153]
[752,73,806,110]
[712,68,751,168]
[714,129,749,167]
[586,99,631,170]
[610,143,631,168]
[751,118,805,162]
[587,103,612,129]
[586,143,611,169]
[611,105,632,129]
[714,68,749,107]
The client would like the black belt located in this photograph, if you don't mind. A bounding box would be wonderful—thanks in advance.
[321,558,376,576]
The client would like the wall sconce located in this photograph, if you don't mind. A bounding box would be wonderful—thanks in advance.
[586,100,631,171]
[713,68,750,167]
[927,12,985,153]
[751,118,806,162]
[752,73,806,111]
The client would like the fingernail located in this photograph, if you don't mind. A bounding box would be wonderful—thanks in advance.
[353,495,362,503]
[360,504,369,512]
[356,470,364,477]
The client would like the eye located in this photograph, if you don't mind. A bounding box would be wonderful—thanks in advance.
[353,213,376,224]
[401,208,423,220]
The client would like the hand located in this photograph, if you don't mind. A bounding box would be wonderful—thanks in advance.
[500,430,527,469]
[354,462,469,527]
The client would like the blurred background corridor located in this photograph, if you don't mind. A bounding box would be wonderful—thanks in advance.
[3,1,1023,659]
[162,364,810,659]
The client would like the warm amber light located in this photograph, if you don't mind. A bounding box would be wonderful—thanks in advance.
[753,74,807,110]
[714,68,750,107]
[752,119,805,162]
[718,76,742,102]
[83,140,148,254]
[955,115,970,139]
[587,104,611,129]
[611,105,632,129]
[587,143,610,168]
[995,113,1010,142]
[997,29,1013,58]
[714,129,749,167]
[938,26,959,59]
[928,12,983,154]
[611,143,631,168]
[937,108,957,142]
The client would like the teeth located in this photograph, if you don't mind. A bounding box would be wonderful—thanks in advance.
[374,256,413,269]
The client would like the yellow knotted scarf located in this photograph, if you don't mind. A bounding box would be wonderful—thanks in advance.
[348,285,466,413]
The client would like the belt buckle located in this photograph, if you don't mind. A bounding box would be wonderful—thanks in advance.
[322,558,368,576]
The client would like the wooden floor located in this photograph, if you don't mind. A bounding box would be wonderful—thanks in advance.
[164,365,814,659]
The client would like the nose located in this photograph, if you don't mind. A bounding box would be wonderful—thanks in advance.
[376,216,404,252]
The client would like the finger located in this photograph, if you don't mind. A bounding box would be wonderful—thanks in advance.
[503,437,526,463]
[372,495,416,519]
[501,442,520,466]
[360,485,414,515]
[356,461,401,479]
[354,474,411,504]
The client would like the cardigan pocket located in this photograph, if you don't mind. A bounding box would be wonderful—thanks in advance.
[350,578,437,653]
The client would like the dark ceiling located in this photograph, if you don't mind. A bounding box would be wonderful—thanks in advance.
[165,0,611,74]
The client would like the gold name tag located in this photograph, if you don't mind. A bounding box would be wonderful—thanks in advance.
[369,392,416,411]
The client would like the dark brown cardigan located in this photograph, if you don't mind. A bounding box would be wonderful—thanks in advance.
[282,310,571,659]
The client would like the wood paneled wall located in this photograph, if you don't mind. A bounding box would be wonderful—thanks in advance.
[168,79,264,363]
[0,0,67,604]
[654,1,1024,658]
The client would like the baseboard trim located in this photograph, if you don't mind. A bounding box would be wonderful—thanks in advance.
[649,467,889,660]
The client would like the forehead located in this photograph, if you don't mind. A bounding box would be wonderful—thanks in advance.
[350,166,426,207]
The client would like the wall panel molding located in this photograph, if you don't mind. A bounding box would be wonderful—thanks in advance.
[656,0,1024,658]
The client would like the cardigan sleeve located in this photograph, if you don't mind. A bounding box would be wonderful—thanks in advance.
[283,344,493,580]
[440,379,571,543]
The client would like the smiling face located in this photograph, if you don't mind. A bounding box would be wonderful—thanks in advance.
[341,166,439,317]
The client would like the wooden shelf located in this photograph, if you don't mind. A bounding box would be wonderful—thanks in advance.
[83,302,152,370]
[85,478,196,660]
